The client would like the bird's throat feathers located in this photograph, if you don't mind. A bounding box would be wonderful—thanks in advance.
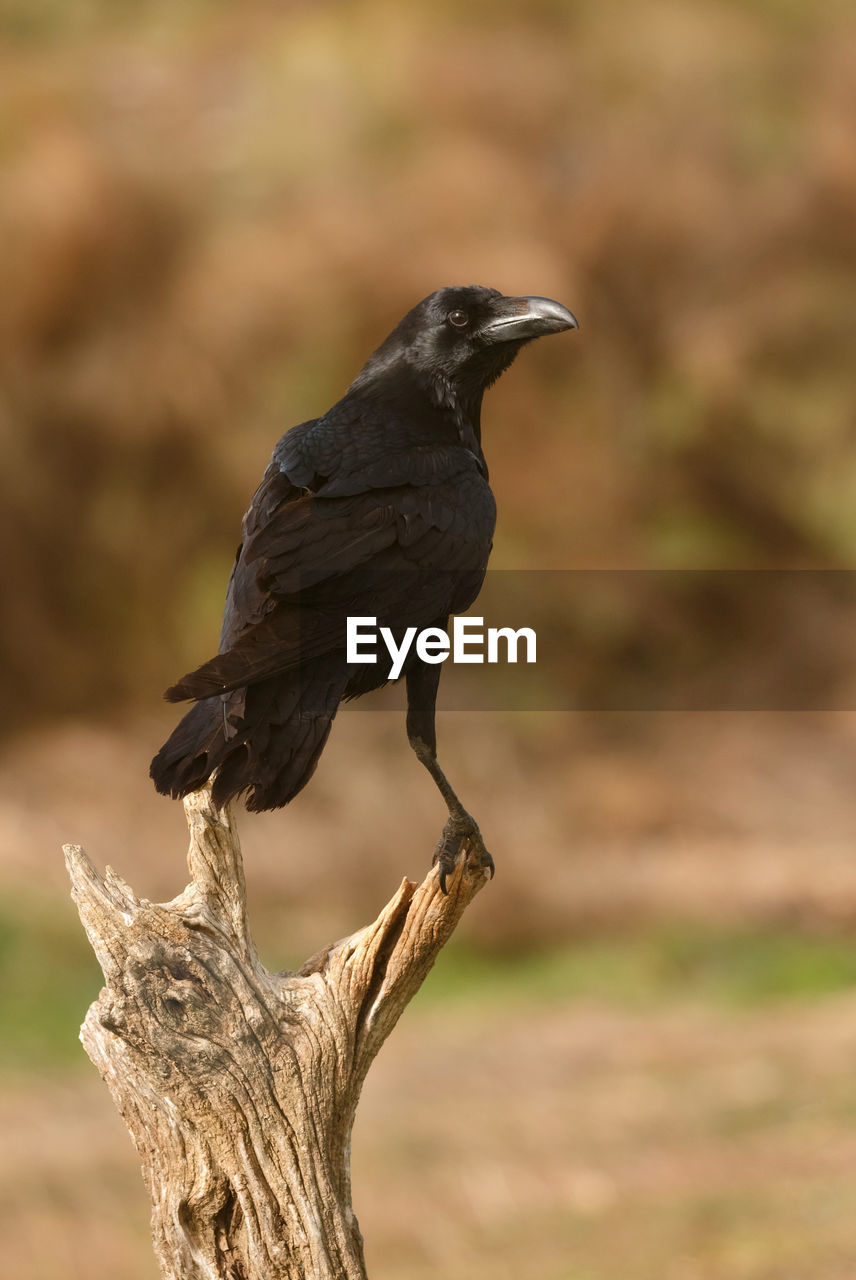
[348,349,493,473]
[425,368,486,463]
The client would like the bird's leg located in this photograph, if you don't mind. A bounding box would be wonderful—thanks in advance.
[410,738,495,892]
[406,658,494,893]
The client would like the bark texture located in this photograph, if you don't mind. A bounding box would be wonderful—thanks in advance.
[64,787,491,1280]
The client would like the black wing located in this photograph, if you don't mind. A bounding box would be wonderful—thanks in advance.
[166,411,496,702]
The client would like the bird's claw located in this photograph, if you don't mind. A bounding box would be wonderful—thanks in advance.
[432,813,495,894]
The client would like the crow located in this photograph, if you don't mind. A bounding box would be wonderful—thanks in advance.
[150,285,578,886]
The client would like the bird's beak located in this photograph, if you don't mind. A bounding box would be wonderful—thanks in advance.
[480,295,579,343]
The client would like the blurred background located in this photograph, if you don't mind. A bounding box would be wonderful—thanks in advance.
[2,0,856,1276]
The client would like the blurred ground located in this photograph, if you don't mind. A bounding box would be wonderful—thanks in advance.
[2,0,856,1276]
[8,944,856,1280]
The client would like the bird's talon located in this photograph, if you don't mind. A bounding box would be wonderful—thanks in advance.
[464,835,494,882]
[432,815,494,892]
[432,825,459,895]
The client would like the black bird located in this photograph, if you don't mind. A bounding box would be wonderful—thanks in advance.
[151,285,578,886]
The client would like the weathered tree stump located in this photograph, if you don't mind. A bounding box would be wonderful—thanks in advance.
[64,787,491,1280]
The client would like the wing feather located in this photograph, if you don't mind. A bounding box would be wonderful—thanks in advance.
[167,414,496,703]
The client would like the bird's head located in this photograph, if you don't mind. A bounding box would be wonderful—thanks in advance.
[353,285,579,415]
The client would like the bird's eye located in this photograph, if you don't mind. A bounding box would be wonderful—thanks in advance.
[448,310,469,328]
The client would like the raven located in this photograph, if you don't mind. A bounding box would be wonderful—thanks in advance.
[150,285,578,885]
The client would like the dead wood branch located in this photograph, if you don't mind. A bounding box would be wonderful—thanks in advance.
[64,787,490,1280]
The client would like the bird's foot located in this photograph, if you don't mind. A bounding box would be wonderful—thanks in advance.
[432,812,495,894]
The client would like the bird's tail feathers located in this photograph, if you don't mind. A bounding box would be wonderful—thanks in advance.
[149,697,230,799]
[151,662,345,810]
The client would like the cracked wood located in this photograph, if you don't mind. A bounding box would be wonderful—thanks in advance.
[64,787,491,1280]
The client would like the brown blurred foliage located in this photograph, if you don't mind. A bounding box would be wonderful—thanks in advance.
[1,0,856,728]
